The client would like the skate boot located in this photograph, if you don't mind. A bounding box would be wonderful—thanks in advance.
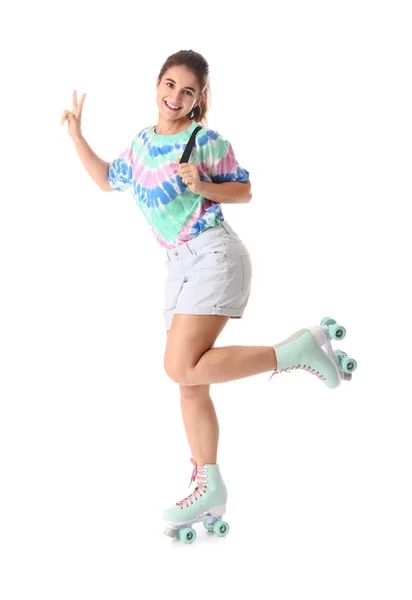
[269,316,358,389]
[163,458,229,544]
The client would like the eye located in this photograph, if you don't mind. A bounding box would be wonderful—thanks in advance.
[166,82,192,96]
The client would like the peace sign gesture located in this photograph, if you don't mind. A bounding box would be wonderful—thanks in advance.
[60,90,86,139]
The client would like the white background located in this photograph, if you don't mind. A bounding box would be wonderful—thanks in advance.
[1,1,411,598]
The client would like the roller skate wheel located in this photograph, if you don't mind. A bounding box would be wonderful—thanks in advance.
[343,372,352,381]
[179,526,196,544]
[334,349,347,368]
[213,520,230,537]
[342,356,357,373]
[321,317,336,327]
[203,521,214,532]
[329,323,346,340]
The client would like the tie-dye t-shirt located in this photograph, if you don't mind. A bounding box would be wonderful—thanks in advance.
[106,120,250,249]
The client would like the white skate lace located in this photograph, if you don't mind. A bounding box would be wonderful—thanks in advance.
[176,458,208,509]
[268,365,326,381]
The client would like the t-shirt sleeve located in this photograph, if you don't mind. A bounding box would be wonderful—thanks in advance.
[210,135,250,184]
[106,139,135,191]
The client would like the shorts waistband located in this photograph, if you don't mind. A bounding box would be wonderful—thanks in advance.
[165,221,237,262]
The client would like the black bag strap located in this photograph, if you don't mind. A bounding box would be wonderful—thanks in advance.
[180,125,203,163]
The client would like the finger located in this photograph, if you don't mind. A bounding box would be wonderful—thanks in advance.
[60,109,70,125]
[179,167,196,179]
[78,93,86,118]
[73,89,78,111]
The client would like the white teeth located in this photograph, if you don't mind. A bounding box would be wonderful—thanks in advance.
[165,101,180,110]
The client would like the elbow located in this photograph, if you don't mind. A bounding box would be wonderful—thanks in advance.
[100,180,114,192]
[245,181,252,203]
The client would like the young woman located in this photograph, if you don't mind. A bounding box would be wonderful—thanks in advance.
[62,49,357,543]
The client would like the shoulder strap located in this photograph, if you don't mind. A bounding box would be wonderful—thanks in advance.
[180,125,203,163]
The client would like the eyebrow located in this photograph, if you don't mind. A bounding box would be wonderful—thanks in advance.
[165,78,196,93]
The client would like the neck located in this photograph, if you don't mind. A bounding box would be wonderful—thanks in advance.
[154,117,193,135]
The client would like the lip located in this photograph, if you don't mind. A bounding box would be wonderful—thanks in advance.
[164,100,181,110]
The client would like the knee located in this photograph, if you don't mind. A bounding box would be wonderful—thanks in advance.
[164,358,193,386]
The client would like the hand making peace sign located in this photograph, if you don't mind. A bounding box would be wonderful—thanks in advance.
[60,90,86,139]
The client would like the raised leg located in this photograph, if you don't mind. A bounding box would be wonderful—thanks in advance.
[164,314,277,387]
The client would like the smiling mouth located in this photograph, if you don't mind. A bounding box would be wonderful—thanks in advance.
[164,100,181,111]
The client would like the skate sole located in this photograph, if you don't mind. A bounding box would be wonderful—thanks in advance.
[164,504,227,530]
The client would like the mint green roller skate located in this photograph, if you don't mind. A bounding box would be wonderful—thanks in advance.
[269,316,358,389]
[163,459,229,544]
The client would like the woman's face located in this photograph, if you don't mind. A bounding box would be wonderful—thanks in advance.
[156,65,202,122]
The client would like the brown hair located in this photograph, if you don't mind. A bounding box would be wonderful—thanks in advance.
[157,50,210,127]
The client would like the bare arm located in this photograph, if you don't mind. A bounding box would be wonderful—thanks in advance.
[199,181,252,204]
[72,134,113,191]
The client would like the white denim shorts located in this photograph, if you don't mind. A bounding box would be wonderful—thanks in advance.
[163,220,252,331]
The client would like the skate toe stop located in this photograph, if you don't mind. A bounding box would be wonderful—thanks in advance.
[163,527,176,538]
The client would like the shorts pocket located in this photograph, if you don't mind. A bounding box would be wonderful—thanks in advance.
[197,236,227,256]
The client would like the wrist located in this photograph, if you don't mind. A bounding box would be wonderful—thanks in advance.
[72,132,84,144]
[199,181,212,196]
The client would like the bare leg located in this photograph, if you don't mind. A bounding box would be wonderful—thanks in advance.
[165,315,276,465]
[187,344,277,385]
[179,383,218,466]
[166,314,278,387]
